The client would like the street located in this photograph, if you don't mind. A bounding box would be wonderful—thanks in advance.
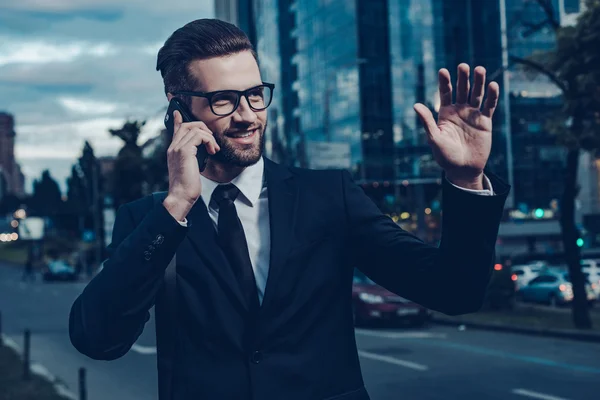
[1,263,598,400]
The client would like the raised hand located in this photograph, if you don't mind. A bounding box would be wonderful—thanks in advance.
[414,63,500,189]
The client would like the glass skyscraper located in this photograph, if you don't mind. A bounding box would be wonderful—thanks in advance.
[249,0,513,213]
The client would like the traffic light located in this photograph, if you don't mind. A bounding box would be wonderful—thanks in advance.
[534,208,545,218]
[576,238,584,247]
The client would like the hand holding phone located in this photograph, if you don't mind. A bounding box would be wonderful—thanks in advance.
[162,99,220,217]
[164,98,211,171]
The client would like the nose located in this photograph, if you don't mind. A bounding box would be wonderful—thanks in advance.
[232,96,257,124]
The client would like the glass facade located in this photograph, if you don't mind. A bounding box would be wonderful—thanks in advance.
[504,0,568,214]
[252,0,282,162]
[388,0,442,181]
[293,0,363,175]
[505,0,562,97]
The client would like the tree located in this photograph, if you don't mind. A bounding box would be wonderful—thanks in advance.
[511,0,600,328]
[30,170,63,217]
[65,164,88,235]
[109,120,146,209]
[143,129,170,193]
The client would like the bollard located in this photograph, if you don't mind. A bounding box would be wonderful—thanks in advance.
[79,367,87,400]
[23,329,31,380]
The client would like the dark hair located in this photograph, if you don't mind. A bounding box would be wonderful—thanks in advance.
[156,19,257,105]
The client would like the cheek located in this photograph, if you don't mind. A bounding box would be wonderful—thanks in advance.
[203,117,230,138]
[257,111,267,127]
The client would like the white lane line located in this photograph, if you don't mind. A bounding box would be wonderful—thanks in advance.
[355,329,447,339]
[358,350,428,371]
[131,344,157,355]
[512,389,571,400]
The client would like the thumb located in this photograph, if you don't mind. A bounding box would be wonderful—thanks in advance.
[173,110,183,133]
[413,103,439,142]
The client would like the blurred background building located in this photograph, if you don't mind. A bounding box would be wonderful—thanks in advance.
[214,0,600,256]
[0,112,25,196]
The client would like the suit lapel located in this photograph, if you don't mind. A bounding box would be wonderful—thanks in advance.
[185,197,248,314]
[260,158,299,313]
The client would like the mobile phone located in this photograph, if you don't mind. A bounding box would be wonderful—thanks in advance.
[164,97,209,172]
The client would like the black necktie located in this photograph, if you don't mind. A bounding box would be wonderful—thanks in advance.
[211,184,260,314]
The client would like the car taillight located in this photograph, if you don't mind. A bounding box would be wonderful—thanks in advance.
[511,274,518,281]
[559,284,567,292]
[494,264,502,271]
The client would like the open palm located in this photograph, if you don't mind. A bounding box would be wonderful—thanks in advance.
[414,64,500,183]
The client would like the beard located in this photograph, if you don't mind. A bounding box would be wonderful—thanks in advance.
[211,121,267,167]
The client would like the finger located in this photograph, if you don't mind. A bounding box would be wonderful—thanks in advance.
[438,69,452,107]
[470,66,486,109]
[173,110,183,135]
[455,63,470,104]
[177,127,220,155]
[170,120,208,148]
[169,110,188,147]
[414,103,440,143]
[482,81,500,118]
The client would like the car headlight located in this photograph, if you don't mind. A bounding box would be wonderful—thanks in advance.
[359,293,384,304]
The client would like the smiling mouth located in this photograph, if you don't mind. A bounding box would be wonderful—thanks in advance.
[227,130,256,138]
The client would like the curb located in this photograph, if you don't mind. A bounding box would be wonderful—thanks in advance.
[1,334,78,400]
[432,317,600,343]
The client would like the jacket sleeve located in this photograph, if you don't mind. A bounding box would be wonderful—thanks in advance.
[69,198,187,360]
[343,170,510,315]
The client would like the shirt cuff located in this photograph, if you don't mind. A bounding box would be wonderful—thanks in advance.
[447,174,494,196]
[177,218,188,227]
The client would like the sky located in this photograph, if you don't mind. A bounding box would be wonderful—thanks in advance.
[0,0,214,193]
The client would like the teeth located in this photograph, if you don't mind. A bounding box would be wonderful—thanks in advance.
[231,130,254,138]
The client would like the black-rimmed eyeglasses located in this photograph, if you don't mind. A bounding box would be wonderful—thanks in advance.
[173,82,275,117]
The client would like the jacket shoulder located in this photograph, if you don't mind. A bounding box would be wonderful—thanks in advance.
[117,195,155,224]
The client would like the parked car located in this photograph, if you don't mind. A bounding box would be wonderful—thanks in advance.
[41,250,78,282]
[581,259,600,299]
[511,262,546,291]
[352,269,431,326]
[517,269,595,307]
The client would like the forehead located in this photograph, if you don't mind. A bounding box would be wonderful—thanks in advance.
[188,50,262,92]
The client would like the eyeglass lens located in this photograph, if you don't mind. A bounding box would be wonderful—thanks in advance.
[211,85,272,115]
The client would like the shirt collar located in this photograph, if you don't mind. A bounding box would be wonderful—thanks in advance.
[200,156,265,207]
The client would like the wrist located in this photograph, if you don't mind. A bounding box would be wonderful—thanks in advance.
[446,171,485,191]
[163,194,195,222]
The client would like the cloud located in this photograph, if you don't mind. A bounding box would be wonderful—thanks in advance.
[1,0,214,13]
[58,98,120,115]
[0,38,117,66]
[0,0,215,193]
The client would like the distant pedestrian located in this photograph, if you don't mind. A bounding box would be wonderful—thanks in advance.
[21,246,35,282]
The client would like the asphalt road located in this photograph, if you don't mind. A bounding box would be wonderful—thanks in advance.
[1,263,599,400]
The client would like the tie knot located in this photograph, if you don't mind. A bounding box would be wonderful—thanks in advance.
[211,183,240,208]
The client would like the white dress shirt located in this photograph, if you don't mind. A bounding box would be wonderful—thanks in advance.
[177,157,494,304]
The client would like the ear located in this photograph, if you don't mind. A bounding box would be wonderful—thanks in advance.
[166,93,174,102]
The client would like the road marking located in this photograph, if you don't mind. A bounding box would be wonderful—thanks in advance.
[421,340,600,374]
[355,329,446,339]
[358,350,428,371]
[512,388,570,400]
[131,344,157,355]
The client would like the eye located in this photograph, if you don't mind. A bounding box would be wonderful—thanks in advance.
[212,92,238,106]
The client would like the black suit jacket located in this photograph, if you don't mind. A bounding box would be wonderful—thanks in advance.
[69,158,510,400]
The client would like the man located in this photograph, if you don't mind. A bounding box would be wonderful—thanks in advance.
[69,19,509,400]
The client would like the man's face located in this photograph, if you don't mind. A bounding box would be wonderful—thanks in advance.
[184,50,267,167]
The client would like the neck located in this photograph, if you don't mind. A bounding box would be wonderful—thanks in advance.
[202,160,245,183]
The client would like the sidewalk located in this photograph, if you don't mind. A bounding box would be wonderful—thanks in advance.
[433,303,600,343]
[0,336,75,400]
